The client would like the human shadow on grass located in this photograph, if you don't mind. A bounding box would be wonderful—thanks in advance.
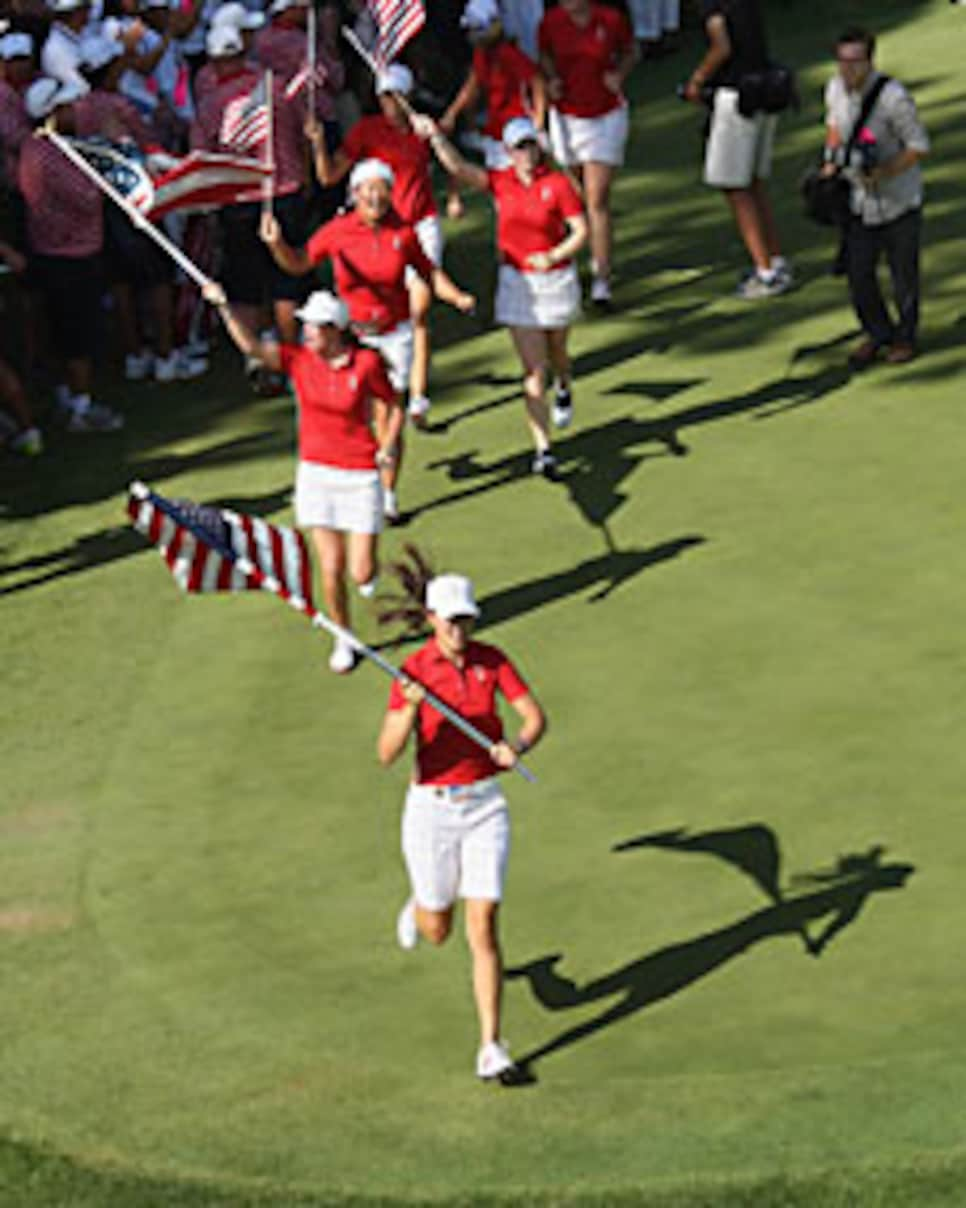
[505,828,914,1085]
[0,486,291,596]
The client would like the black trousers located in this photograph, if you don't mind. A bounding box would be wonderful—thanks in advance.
[846,207,922,347]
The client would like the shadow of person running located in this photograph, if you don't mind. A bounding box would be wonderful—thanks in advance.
[505,829,914,1085]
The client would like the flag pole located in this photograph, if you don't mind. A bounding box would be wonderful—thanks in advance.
[128,481,538,784]
[307,2,318,122]
[262,69,275,219]
[42,127,214,291]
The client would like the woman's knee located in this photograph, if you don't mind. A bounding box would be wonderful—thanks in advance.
[417,908,452,945]
[465,903,500,953]
[523,365,546,398]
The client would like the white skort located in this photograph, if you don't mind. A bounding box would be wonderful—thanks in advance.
[294,460,384,534]
[703,87,778,189]
[402,778,510,909]
[404,214,444,288]
[357,320,413,392]
[495,262,580,329]
[548,103,629,167]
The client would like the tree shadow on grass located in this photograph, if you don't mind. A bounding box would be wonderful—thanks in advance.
[0,486,291,596]
[506,827,914,1085]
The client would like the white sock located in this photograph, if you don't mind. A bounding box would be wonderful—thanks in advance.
[756,268,778,284]
[358,576,379,599]
[383,488,397,512]
[771,256,788,273]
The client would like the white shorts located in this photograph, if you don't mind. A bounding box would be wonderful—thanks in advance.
[494,262,580,329]
[548,104,628,167]
[357,320,413,392]
[294,461,383,533]
[703,87,778,189]
[401,779,510,909]
[404,214,444,289]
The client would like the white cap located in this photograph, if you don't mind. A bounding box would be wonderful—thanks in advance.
[268,0,308,13]
[295,290,349,329]
[80,32,123,70]
[211,1,265,30]
[502,115,539,148]
[206,22,244,56]
[25,75,89,118]
[375,63,413,96]
[348,157,394,192]
[1,32,33,58]
[47,0,90,12]
[460,0,499,30]
[0,19,8,34]
[425,574,480,620]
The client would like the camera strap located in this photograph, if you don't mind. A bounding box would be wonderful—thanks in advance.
[842,74,891,165]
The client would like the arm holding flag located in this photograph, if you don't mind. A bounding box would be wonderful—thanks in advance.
[410,113,488,192]
[259,209,312,276]
[203,281,282,371]
[304,114,351,188]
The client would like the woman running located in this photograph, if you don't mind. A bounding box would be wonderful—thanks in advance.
[377,554,546,1083]
[260,157,475,521]
[305,62,445,428]
[414,112,587,477]
[204,283,404,674]
[538,0,636,307]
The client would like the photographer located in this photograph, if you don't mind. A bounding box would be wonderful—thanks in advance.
[683,0,790,300]
[824,27,929,369]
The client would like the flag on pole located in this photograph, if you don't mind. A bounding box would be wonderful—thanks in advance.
[127,484,315,608]
[220,77,271,154]
[67,138,156,212]
[367,0,425,66]
[284,62,329,101]
[147,150,274,218]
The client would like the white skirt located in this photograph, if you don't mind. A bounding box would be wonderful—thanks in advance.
[294,461,384,534]
[356,320,413,393]
[495,262,580,329]
[548,103,629,167]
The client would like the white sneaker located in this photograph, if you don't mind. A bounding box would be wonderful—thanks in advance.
[396,897,418,950]
[735,272,790,301]
[476,1040,518,1082]
[67,401,124,433]
[358,576,379,599]
[531,450,557,478]
[174,348,208,379]
[551,385,572,429]
[125,350,154,381]
[590,277,612,307]
[408,395,430,427]
[328,637,357,675]
[153,352,179,383]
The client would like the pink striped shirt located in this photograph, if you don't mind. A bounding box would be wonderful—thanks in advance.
[253,22,344,122]
[18,134,102,258]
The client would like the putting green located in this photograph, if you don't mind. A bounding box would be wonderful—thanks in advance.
[2,2,965,1203]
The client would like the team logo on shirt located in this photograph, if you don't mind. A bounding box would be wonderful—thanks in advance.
[595,23,605,40]
[392,236,402,251]
[540,186,553,204]
[349,374,358,391]
[475,667,488,684]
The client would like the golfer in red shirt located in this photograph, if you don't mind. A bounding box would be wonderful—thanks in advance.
[415,112,587,477]
[377,568,546,1083]
[259,156,475,521]
[305,63,445,428]
[539,0,637,307]
[206,283,404,674]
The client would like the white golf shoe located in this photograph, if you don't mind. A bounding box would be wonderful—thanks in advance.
[476,1040,519,1082]
[328,638,357,675]
[396,898,418,950]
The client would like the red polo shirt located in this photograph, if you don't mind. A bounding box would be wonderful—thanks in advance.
[473,41,537,140]
[340,113,437,224]
[278,342,396,470]
[305,208,435,332]
[389,638,530,785]
[538,4,631,118]
[486,164,583,271]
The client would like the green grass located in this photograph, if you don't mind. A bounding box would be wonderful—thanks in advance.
[3,1,966,1204]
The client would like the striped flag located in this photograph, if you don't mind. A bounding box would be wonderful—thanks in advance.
[367,0,425,66]
[284,63,329,101]
[146,150,273,219]
[127,483,314,610]
[219,77,270,154]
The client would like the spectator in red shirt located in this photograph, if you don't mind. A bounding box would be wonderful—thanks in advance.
[207,284,405,674]
[440,0,546,171]
[306,63,445,429]
[191,23,311,349]
[0,33,35,186]
[377,561,546,1085]
[416,112,587,478]
[539,0,636,307]
[260,155,475,522]
[19,76,124,431]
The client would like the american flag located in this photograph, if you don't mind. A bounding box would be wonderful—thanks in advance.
[68,138,156,212]
[147,150,273,219]
[127,483,314,609]
[367,0,425,66]
[220,77,271,154]
[284,62,329,101]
